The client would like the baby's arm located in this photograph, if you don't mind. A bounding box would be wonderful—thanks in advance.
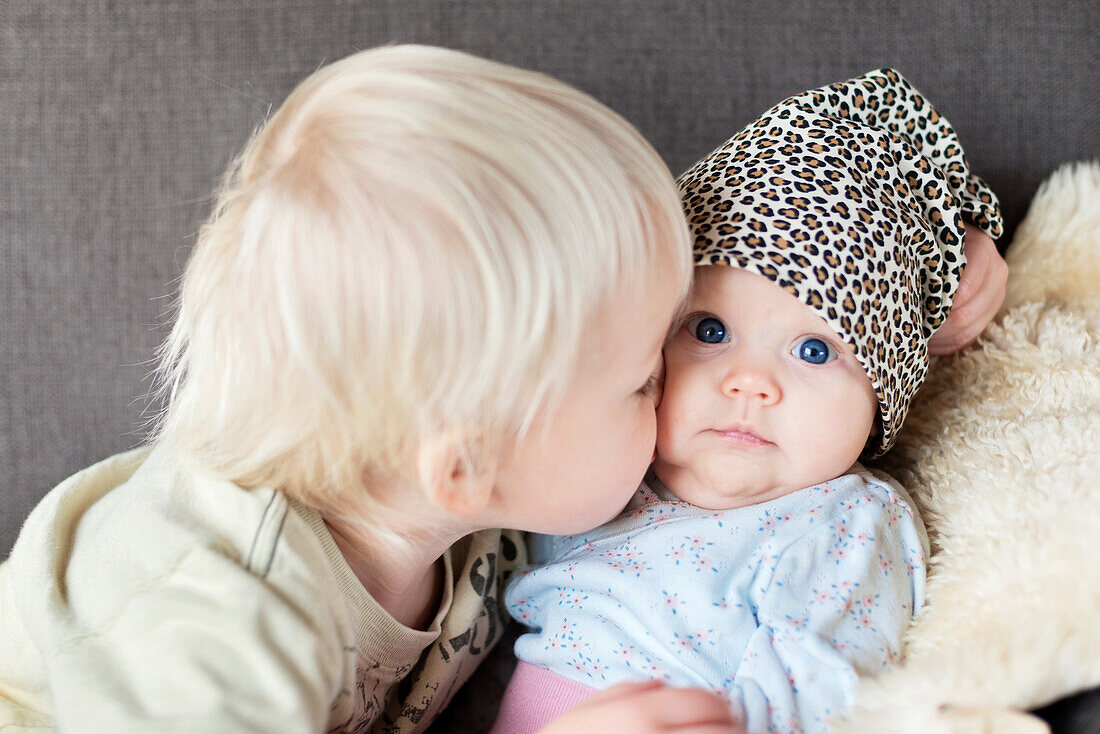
[928,223,1008,354]
[726,492,926,733]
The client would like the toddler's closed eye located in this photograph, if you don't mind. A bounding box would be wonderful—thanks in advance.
[639,357,665,404]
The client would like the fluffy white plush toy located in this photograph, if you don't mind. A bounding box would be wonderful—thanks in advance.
[836,161,1100,733]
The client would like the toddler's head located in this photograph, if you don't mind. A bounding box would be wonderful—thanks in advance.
[653,69,1001,510]
[155,45,691,525]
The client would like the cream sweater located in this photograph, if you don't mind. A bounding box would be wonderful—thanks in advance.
[0,445,523,733]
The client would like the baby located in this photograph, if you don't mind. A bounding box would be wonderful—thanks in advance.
[494,69,1003,734]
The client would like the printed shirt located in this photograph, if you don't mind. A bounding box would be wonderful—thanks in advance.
[507,467,927,734]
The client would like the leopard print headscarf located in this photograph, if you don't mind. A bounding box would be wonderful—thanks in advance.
[678,69,1002,456]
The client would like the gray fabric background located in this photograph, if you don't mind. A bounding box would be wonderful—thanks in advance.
[1,1,1097,558]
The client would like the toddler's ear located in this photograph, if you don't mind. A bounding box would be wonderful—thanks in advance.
[417,429,498,517]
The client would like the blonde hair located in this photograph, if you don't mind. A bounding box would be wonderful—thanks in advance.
[155,45,691,511]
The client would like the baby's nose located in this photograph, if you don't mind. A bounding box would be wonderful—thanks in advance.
[721,364,781,406]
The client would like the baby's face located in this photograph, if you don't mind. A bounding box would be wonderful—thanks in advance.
[652,266,878,510]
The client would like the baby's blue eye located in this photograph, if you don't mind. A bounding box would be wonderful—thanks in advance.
[691,316,729,344]
[794,338,835,364]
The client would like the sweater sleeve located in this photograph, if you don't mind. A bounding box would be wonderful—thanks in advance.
[41,533,347,734]
[0,455,354,734]
[726,495,926,734]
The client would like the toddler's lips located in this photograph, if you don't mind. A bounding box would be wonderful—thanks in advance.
[712,428,772,448]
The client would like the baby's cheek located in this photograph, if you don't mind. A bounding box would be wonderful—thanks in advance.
[656,391,691,442]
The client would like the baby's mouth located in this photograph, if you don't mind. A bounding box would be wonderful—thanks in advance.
[711,427,773,448]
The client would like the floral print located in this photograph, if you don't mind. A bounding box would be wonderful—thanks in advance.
[506,467,928,734]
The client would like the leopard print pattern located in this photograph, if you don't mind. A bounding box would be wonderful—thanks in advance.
[678,69,1002,456]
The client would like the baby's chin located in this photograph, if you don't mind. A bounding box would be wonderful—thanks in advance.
[678,464,864,510]
[656,463,798,511]
[674,484,796,512]
[651,453,783,506]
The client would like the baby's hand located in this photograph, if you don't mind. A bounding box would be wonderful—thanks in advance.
[537,680,745,733]
[928,224,1008,355]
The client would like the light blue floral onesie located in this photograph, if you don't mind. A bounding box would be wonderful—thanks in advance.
[504,466,928,734]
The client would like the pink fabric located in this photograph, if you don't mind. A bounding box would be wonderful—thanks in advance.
[490,661,599,733]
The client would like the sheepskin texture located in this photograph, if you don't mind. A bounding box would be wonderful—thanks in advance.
[834,161,1100,733]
